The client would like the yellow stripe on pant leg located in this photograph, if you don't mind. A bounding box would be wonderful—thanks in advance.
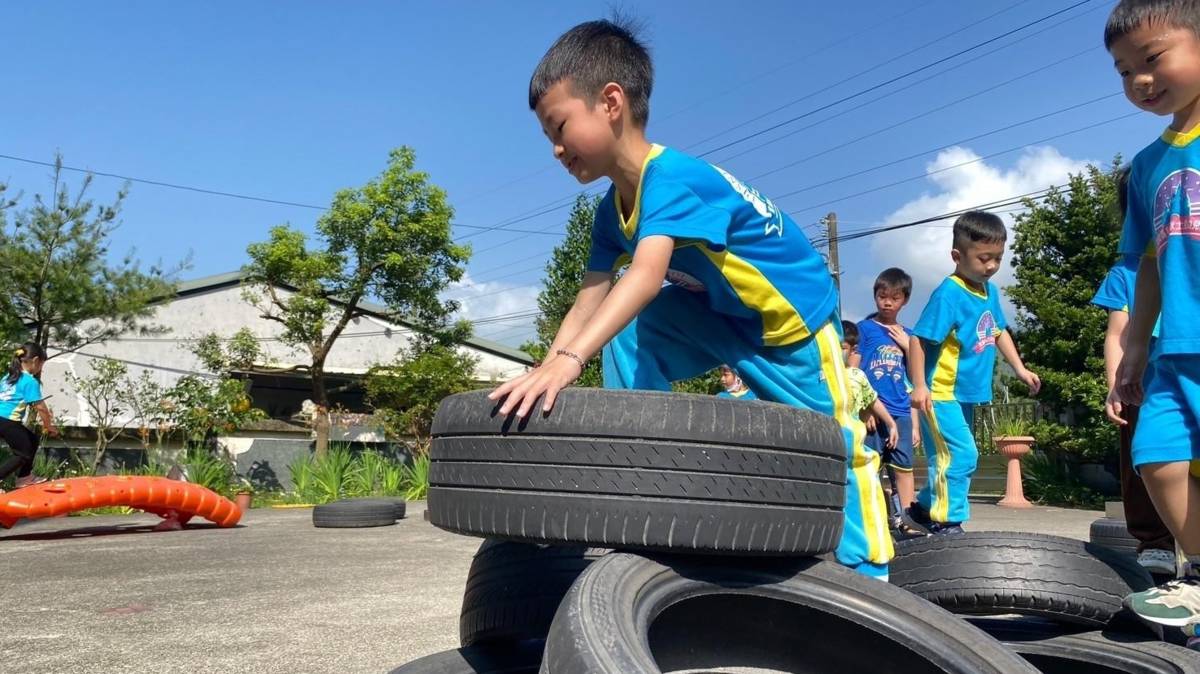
[817,323,892,563]
[924,407,953,523]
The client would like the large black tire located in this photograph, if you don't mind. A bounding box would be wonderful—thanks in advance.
[460,540,606,647]
[890,532,1154,628]
[541,552,1039,674]
[1091,516,1140,555]
[429,389,847,555]
[389,641,543,674]
[312,498,398,528]
[970,617,1200,673]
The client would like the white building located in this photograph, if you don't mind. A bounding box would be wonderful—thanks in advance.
[39,271,532,478]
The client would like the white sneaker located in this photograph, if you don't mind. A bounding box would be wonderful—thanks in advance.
[1138,548,1177,575]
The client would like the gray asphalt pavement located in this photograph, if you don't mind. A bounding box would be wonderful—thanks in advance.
[0,501,1103,674]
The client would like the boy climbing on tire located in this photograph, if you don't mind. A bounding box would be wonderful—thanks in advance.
[489,17,893,579]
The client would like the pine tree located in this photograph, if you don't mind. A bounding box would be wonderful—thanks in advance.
[1006,160,1123,460]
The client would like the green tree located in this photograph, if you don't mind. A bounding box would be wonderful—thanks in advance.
[0,156,178,355]
[166,331,266,445]
[66,358,129,473]
[243,147,470,457]
[364,343,479,450]
[1006,161,1123,460]
[523,193,718,392]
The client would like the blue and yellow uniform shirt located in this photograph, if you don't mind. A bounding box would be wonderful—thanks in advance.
[856,319,912,418]
[587,145,838,347]
[913,275,1007,404]
[1092,254,1139,313]
[717,388,758,400]
[1119,125,1200,356]
[0,372,43,421]
[1092,254,1161,340]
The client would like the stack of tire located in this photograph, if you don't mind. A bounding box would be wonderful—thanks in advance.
[391,389,1200,673]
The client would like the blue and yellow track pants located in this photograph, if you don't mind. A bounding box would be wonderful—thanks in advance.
[916,400,977,524]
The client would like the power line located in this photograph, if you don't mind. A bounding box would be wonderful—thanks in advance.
[684,0,1041,153]
[723,34,1102,172]
[784,111,1141,216]
[659,0,944,125]
[461,89,1116,287]
[451,0,1099,245]
[451,2,940,206]
[771,92,1121,201]
[692,0,1097,159]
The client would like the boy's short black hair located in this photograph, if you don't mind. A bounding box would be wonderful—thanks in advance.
[873,267,913,299]
[952,210,1007,250]
[841,320,859,348]
[528,18,653,127]
[1104,0,1200,49]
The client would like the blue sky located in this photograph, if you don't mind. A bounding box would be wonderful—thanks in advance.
[1,0,1162,346]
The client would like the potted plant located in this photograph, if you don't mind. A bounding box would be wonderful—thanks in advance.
[233,476,253,513]
[993,414,1035,508]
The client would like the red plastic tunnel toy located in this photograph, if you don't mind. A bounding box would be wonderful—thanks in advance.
[0,475,242,529]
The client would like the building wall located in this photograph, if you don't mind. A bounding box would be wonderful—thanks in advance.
[40,283,530,427]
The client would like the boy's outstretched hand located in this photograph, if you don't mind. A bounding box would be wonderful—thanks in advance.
[488,354,584,419]
[1015,367,1041,396]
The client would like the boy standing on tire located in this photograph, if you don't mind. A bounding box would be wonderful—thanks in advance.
[491,18,893,579]
[906,212,1040,536]
[1106,0,1200,629]
[1095,167,1175,578]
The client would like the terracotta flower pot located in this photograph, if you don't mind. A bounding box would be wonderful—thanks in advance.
[993,436,1034,508]
[235,491,252,513]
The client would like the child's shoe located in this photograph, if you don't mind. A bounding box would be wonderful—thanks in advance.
[13,475,47,489]
[1137,548,1177,576]
[1124,576,1200,627]
[904,501,962,535]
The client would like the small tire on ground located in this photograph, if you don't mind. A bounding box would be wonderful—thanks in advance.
[389,640,543,674]
[460,540,605,647]
[970,617,1200,673]
[1090,516,1140,555]
[429,389,847,555]
[541,552,1038,674]
[312,498,398,528]
[890,531,1154,628]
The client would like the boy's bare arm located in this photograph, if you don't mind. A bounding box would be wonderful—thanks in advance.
[1117,257,1161,405]
[907,334,931,413]
[1103,310,1129,391]
[996,330,1041,395]
[848,350,862,368]
[491,235,674,417]
[1102,310,1130,425]
[546,271,614,356]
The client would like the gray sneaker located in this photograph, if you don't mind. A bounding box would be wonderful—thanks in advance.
[1125,577,1200,627]
[1138,548,1177,576]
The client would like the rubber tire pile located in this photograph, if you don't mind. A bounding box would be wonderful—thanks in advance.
[390,389,1200,673]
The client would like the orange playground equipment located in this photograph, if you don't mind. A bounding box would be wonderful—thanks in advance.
[0,475,242,529]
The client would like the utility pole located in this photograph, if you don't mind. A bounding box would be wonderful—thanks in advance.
[822,211,841,314]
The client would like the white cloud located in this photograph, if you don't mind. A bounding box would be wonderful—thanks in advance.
[446,273,541,346]
[863,145,1095,319]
